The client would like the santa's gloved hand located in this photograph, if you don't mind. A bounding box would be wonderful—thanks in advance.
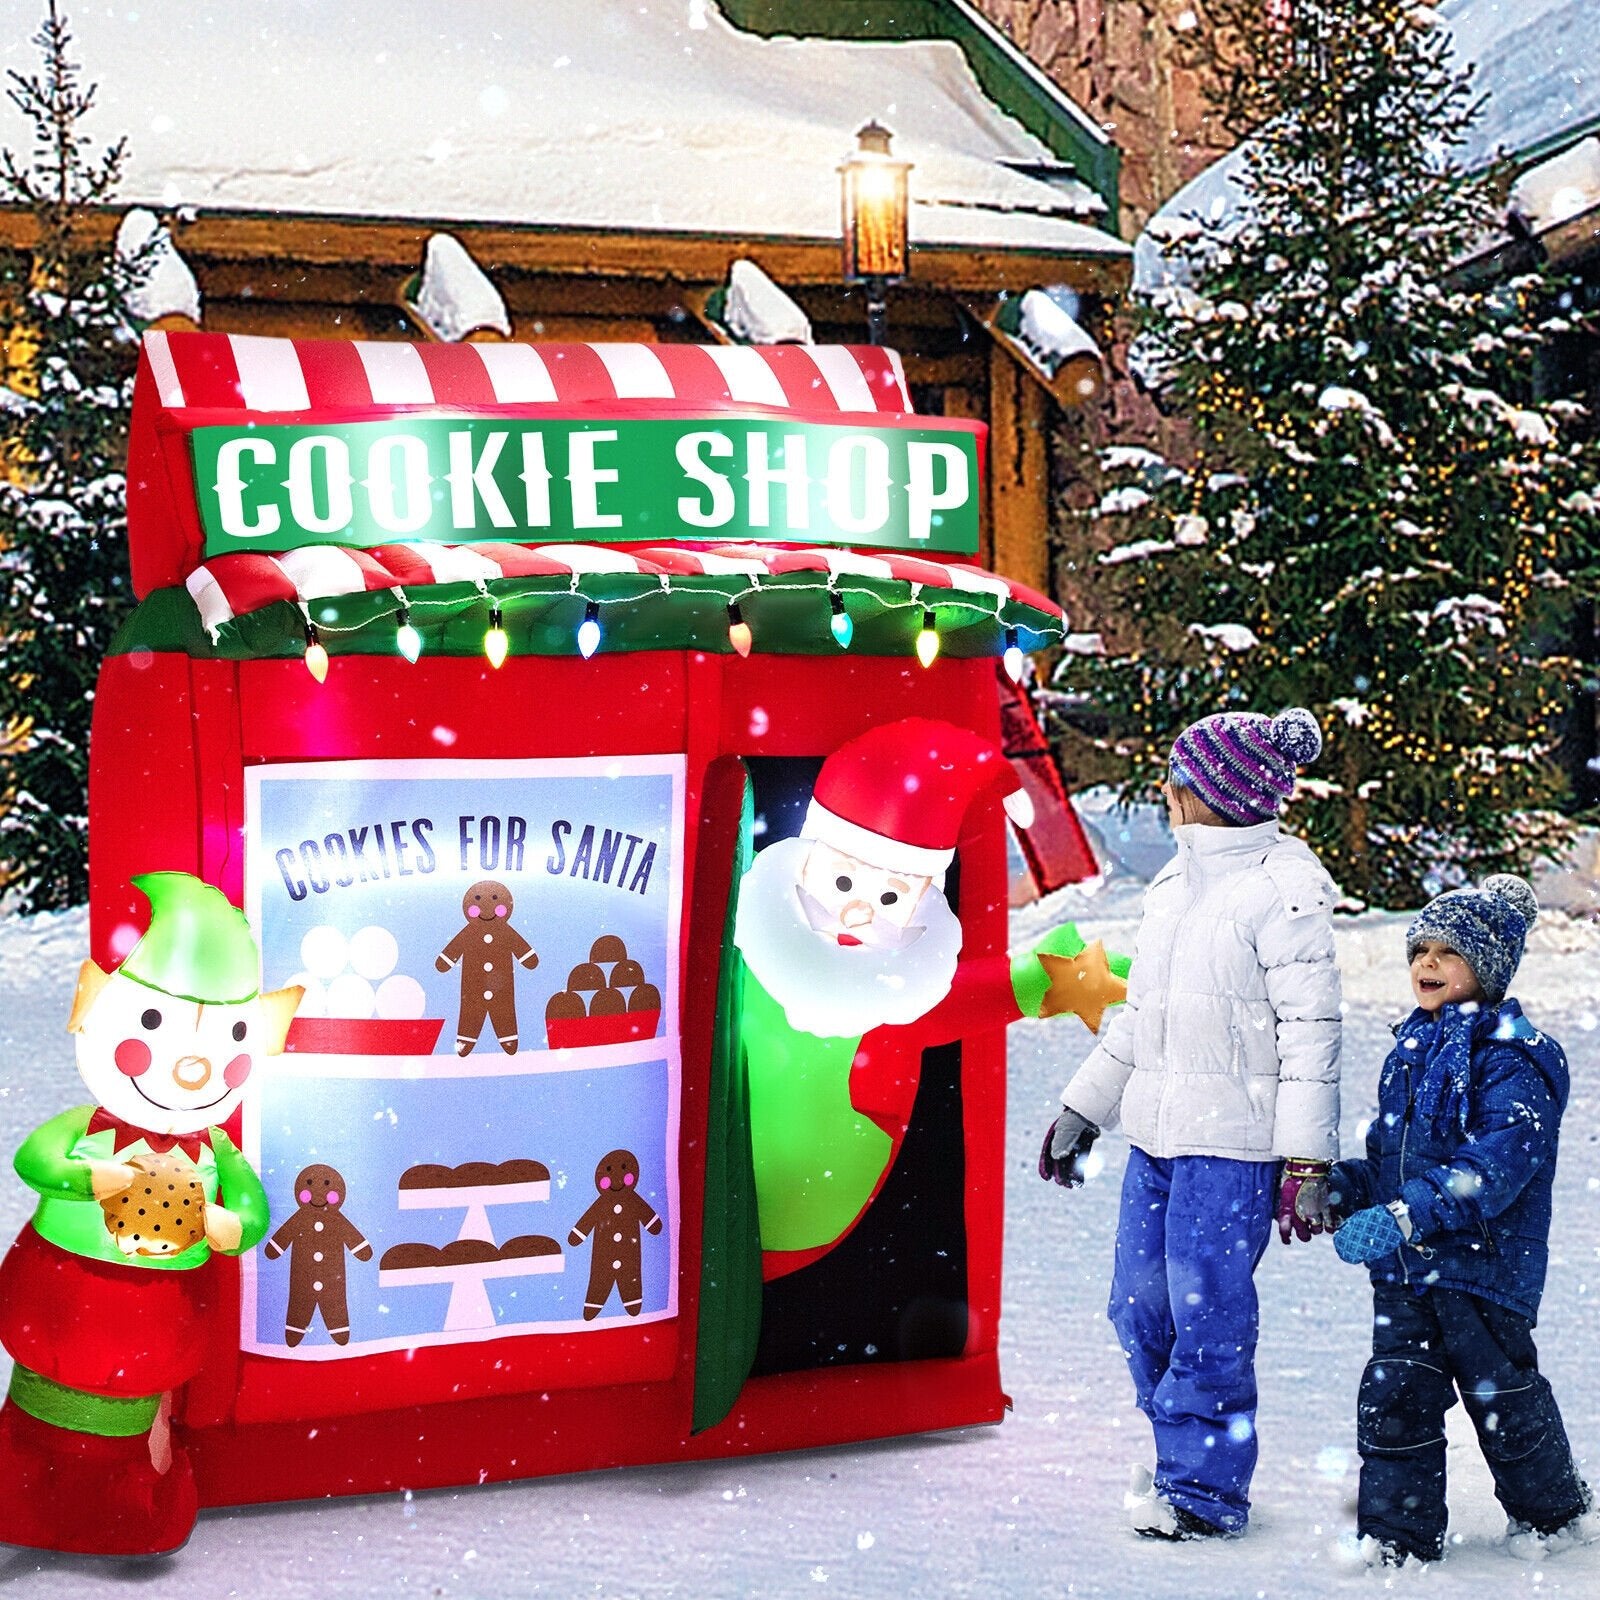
[1039,1106,1099,1187]
[1334,1204,1408,1264]
[1276,1158,1333,1244]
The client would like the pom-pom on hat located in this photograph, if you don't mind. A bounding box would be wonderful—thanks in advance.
[118,872,262,1004]
[803,716,1034,881]
[1406,873,1538,1005]
[1167,708,1322,825]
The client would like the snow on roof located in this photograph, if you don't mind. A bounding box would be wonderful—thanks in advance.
[0,0,1126,262]
[1135,0,1600,290]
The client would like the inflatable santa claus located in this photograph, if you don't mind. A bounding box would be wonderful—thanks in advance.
[734,718,1122,1277]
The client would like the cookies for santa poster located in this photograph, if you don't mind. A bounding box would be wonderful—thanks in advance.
[237,755,684,1359]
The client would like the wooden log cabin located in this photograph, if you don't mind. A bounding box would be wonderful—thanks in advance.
[0,0,1131,597]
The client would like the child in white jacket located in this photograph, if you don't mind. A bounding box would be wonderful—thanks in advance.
[1040,708,1342,1540]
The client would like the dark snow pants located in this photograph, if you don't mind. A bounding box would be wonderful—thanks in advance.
[1109,1148,1277,1533]
[1358,1283,1589,1560]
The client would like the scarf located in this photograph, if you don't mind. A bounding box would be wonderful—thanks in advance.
[1411,1005,1478,1131]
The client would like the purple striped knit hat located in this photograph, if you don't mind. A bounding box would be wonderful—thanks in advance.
[1168,708,1323,825]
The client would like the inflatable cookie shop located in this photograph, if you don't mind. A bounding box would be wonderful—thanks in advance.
[55,331,1117,1521]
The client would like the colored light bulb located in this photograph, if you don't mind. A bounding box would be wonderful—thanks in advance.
[915,608,940,669]
[484,606,509,669]
[1003,626,1024,683]
[829,591,853,648]
[304,634,329,683]
[396,609,423,663]
[577,600,602,659]
[727,601,753,658]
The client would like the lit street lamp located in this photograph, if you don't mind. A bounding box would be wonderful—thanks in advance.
[840,121,911,347]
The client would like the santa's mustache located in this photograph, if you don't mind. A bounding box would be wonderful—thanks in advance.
[794,885,927,951]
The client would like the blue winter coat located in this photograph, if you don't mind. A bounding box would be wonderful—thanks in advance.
[1329,998,1568,1322]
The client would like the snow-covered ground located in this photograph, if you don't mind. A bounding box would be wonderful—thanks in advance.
[1,839,1598,1598]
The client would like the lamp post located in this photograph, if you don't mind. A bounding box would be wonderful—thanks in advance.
[840,120,912,347]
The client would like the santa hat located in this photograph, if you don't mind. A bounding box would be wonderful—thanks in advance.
[802,717,1034,880]
[119,872,262,1004]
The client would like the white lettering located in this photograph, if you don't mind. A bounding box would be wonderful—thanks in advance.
[905,442,969,542]
[447,429,514,529]
[286,435,354,536]
[214,437,280,539]
[675,431,736,528]
[824,435,891,535]
[520,432,553,528]
[568,430,622,530]
[364,435,433,534]
[744,432,810,531]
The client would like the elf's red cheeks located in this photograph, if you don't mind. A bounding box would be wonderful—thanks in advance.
[224,1054,253,1089]
[114,1038,152,1077]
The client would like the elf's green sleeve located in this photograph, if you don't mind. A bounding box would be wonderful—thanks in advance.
[13,1105,96,1199]
[211,1127,270,1253]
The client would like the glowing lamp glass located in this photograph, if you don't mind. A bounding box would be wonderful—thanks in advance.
[304,638,329,683]
[915,608,940,669]
[840,121,912,281]
[727,602,753,658]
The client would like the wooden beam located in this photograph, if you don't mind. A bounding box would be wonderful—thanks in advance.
[986,340,1052,596]
[0,207,1131,295]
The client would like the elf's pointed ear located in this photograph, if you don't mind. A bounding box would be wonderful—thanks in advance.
[68,960,113,1034]
[257,986,304,1055]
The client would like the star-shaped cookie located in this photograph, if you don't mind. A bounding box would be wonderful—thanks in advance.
[1037,940,1127,1034]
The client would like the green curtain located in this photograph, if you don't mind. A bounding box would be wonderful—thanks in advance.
[691,766,764,1434]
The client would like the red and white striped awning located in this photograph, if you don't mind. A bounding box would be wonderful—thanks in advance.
[142,331,913,415]
[185,541,1061,636]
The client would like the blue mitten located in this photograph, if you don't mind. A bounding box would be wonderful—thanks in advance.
[1334,1205,1406,1264]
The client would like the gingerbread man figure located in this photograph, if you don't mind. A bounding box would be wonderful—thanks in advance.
[436,880,539,1056]
[262,1163,372,1346]
[568,1148,662,1320]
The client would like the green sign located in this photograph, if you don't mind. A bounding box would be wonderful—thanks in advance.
[190,416,981,558]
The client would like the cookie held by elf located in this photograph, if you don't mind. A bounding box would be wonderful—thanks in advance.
[0,872,301,1558]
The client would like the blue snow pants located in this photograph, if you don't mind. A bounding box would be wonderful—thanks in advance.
[1108,1147,1277,1533]
[1358,1283,1589,1560]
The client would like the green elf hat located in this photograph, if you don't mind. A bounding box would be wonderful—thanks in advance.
[119,872,261,1004]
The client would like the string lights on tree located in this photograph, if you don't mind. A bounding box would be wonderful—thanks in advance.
[1062,0,1600,905]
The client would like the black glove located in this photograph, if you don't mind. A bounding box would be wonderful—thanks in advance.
[1039,1106,1099,1188]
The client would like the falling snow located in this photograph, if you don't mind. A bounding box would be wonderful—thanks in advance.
[0,825,1597,1593]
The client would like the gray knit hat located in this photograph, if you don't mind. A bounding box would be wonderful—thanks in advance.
[1167,708,1322,825]
[1406,874,1538,1005]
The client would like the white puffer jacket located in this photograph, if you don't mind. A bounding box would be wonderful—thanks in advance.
[1062,819,1342,1161]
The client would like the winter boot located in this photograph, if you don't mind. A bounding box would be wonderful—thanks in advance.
[1126,1464,1233,1542]
[1335,1532,1419,1569]
[0,1380,197,1557]
[1506,1509,1600,1561]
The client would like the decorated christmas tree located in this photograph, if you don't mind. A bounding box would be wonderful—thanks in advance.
[1060,0,1599,905]
[1,2,148,909]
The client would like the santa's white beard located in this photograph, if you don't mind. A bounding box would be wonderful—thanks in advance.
[733,837,963,1039]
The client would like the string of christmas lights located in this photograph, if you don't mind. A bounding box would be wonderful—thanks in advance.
[287,573,1056,681]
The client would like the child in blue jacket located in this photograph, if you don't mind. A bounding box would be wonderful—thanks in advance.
[1330,874,1591,1565]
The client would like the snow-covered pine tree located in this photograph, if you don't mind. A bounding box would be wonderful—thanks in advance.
[1,2,149,909]
[1061,0,1599,906]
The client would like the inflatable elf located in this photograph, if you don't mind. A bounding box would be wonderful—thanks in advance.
[0,873,300,1558]
[733,718,1125,1276]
